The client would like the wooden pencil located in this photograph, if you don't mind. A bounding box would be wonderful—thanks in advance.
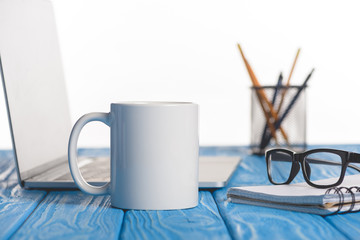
[277,48,301,113]
[244,61,279,144]
[237,43,289,144]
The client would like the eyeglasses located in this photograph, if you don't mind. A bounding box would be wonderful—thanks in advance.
[266,148,360,188]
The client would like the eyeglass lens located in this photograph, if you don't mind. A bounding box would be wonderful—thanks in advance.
[304,152,342,185]
[268,151,293,184]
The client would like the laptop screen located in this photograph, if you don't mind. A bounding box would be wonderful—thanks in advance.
[0,0,72,180]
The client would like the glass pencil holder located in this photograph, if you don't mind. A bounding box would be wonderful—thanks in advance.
[250,85,307,155]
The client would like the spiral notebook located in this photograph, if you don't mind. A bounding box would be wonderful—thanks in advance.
[227,174,360,215]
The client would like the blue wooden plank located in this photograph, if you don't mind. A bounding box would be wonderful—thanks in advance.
[0,151,47,240]
[213,153,347,240]
[199,146,250,156]
[0,185,46,240]
[12,191,124,240]
[120,191,231,239]
[2,146,359,239]
[325,213,360,239]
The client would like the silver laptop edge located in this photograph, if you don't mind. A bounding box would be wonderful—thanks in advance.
[0,0,72,186]
[1,55,68,187]
[0,54,23,187]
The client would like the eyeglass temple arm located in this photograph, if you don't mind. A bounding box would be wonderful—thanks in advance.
[349,152,360,163]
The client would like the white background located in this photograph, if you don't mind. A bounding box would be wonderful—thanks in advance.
[0,0,359,148]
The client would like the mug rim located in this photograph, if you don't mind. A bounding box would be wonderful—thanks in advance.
[111,101,196,106]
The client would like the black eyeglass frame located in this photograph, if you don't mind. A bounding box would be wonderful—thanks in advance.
[266,148,360,189]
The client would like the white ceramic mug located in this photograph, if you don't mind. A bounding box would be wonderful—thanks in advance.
[68,102,199,210]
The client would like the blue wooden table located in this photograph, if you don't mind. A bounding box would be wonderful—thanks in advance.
[1,145,360,239]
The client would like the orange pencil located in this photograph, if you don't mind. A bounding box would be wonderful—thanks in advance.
[245,60,279,144]
[237,43,289,144]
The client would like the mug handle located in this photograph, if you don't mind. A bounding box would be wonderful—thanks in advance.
[68,112,111,195]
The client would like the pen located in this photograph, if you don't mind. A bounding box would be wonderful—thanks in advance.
[263,69,315,147]
[272,73,283,105]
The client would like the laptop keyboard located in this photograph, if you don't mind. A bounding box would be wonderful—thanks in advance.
[27,156,110,182]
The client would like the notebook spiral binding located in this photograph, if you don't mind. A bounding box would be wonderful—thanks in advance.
[325,186,360,215]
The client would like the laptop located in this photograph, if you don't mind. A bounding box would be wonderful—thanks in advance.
[0,0,240,189]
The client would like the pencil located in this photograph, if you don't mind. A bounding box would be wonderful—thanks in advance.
[237,44,289,144]
[237,45,278,143]
[246,62,279,144]
[277,48,301,114]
